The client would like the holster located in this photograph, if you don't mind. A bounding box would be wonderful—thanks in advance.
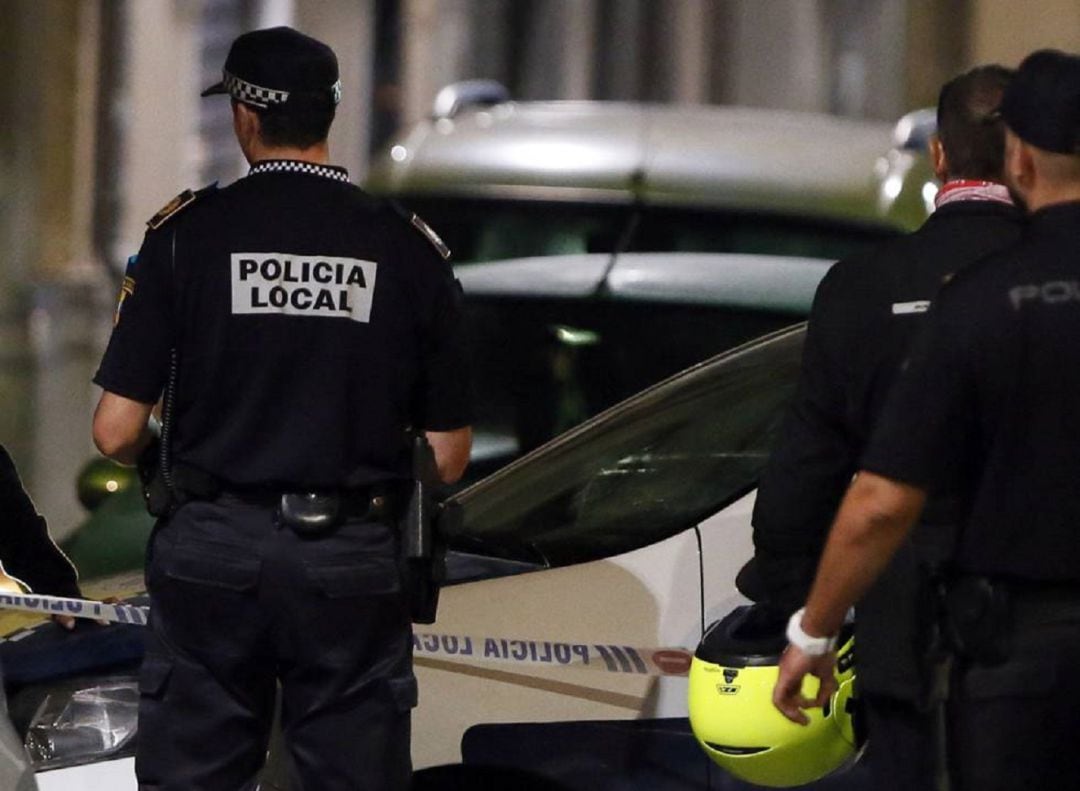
[942,576,1012,666]
[400,434,459,624]
[137,439,177,519]
[411,501,462,624]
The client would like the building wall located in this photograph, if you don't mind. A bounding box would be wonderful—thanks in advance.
[295,0,376,180]
[0,1,113,538]
[969,0,1079,67]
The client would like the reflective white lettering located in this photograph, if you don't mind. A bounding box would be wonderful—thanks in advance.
[1010,284,1040,310]
[1010,281,1080,311]
[345,266,366,287]
[232,253,376,323]
[291,288,312,310]
[313,262,333,284]
[1042,281,1073,304]
[268,287,288,308]
[261,259,282,280]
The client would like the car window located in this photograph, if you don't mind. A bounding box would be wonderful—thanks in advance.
[398,196,897,264]
[450,325,805,568]
[462,296,803,481]
[406,197,630,262]
[632,206,895,261]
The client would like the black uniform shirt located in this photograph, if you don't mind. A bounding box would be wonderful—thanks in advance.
[864,201,1080,582]
[752,201,1023,609]
[95,161,471,488]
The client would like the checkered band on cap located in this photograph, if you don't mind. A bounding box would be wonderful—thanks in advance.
[223,72,342,108]
[223,71,290,108]
[248,160,350,183]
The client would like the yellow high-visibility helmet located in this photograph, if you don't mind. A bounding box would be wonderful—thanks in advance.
[688,604,860,788]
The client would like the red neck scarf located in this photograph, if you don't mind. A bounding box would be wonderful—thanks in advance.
[934,179,1013,210]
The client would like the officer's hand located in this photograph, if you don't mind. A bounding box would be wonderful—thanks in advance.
[772,644,838,725]
[51,596,118,631]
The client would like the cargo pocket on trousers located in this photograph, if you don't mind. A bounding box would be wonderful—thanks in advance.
[387,674,418,712]
[139,654,174,699]
[157,547,262,654]
[304,557,402,598]
[299,557,408,662]
[164,547,262,592]
[136,654,175,787]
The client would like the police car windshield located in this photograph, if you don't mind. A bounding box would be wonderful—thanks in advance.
[397,196,895,264]
[460,291,806,484]
[450,326,805,568]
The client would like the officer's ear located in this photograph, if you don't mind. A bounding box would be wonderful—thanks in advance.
[1005,130,1036,195]
[929,135,948,182]
[232,101,262,156]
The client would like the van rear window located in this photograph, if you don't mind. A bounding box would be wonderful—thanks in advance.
[397,196,896,264]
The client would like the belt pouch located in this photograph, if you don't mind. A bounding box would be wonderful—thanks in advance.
[279,492,342,535]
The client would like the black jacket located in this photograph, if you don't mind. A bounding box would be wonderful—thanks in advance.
[752,200,1023,701]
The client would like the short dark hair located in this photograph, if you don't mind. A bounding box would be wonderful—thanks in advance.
[937,65,1015,181]
[245,94,335,149]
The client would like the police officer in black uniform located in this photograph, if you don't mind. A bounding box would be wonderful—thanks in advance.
[751,65,1021,788]
[773,49,1080,791]
[92,27,472,790]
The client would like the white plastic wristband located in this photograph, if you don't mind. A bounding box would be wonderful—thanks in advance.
[785,607,838,657]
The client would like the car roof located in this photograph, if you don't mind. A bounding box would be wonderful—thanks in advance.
[456,252,833,315]
[369,102,931,231]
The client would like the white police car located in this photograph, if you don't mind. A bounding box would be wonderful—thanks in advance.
[4,319,867,790]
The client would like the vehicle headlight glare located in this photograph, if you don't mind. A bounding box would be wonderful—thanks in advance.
[24,677,139,770]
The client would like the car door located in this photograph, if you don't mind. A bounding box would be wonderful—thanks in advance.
[412,326,807,788]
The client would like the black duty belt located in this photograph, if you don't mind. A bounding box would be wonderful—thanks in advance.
[1005,581,1080,625]
[217,486,382,512]
[219,487,393,534]
[944,576,1080,663]
[171,464,399,534]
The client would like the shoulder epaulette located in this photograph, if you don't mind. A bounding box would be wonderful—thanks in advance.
[409,213,452,261]
[389,201,451,262]
[147,182,218,230]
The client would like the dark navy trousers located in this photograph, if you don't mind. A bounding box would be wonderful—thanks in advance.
[135,496,416,790]
[861,696,937,790]
[947,612,1080,791]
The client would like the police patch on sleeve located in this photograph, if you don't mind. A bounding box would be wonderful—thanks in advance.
[231,253,377,323]
[409,214,451,261]
[113,254,139,326]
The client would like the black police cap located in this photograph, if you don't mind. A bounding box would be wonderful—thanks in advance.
[998,49,1080,155]
[201,26,341,109]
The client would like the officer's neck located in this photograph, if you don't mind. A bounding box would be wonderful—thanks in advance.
[245,139,331,167]
[1023,183,1080,213]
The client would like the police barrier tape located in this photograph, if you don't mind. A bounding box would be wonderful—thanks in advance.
[0,594,693,676]
[412,632,692,676]
[0,592,149,626]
